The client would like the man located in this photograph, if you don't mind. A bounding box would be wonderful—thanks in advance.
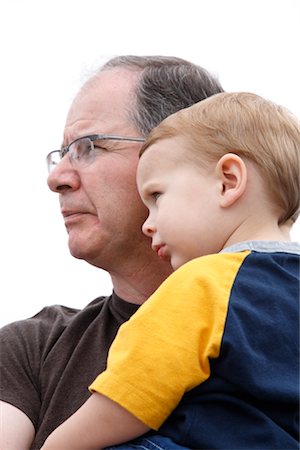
[0,55,223,449]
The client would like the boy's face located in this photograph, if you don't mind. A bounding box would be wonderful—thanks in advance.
[137,137,224,270]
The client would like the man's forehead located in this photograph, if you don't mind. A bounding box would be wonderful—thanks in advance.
[82,67,140,96]
[62,69,140,145]
[68,68,139,115]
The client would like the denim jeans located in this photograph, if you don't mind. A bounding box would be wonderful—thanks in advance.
[106,434,189,449]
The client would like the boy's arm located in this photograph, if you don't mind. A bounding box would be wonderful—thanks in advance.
[41,392,150,450]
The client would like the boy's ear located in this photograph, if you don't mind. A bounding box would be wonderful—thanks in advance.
[216,153,247,207]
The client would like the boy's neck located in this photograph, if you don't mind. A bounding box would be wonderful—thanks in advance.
[223,221,291,251]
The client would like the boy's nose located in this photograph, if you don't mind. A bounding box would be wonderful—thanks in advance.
[142,217,156,237]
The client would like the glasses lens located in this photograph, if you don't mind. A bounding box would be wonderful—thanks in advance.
[70,137,94,167]
[47,151,61,173]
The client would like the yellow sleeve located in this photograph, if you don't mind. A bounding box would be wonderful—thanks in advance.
[89,252,248,430]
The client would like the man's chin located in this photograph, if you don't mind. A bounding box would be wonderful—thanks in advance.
[68,246,86,261]
[67,236,109,269]
[67,237,96,261]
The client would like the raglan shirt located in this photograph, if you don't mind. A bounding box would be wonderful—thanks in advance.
[0,293,139,449]
[90,241,300,449]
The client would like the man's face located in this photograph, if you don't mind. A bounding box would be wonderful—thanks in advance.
[47,69,156,271]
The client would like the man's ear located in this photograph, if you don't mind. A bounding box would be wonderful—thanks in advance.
[216,153,247,208]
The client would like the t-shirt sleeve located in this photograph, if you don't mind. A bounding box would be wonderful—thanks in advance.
[89,252,247,430]
[0,305,74,429]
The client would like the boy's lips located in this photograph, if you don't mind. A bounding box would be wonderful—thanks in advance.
[153,244,169,260]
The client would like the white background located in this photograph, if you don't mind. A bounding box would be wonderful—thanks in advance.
[1,0,299,327]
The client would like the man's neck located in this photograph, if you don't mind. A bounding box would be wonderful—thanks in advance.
[109,260,173,305]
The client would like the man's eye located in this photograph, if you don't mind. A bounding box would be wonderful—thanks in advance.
[94,144,108,151]
[93,140,111,152]
[94,142,107,150]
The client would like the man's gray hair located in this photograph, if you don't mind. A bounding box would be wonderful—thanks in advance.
[102,55,224,135]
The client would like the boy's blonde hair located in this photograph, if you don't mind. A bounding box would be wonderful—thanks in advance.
[141,92,300,225]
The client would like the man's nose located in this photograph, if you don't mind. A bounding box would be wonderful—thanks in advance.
[47,156,80,193]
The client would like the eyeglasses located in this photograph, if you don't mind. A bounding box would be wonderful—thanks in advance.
[46,134,145,173]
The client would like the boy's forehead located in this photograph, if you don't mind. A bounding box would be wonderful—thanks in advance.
[143,136,187,158]
[140,140,177,167]
[137,144,161,178]
[137,138,186,180]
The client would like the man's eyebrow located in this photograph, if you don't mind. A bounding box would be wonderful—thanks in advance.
[60,135,80,149]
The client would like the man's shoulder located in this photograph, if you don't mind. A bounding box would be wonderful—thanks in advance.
[1,295,109,334]
[33,295,111,326]
[1,292,140,354]
[0,296,115,361]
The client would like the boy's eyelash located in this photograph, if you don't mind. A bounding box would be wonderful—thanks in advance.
[151,192,161,200]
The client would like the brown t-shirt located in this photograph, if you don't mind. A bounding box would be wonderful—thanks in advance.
[0,292,139,449]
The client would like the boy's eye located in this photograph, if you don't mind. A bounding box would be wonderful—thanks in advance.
[151,192,161,201]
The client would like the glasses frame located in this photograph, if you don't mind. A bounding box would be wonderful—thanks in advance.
[46,133,145,173]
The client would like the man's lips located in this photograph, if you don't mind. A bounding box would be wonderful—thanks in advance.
[61,210,89,224]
